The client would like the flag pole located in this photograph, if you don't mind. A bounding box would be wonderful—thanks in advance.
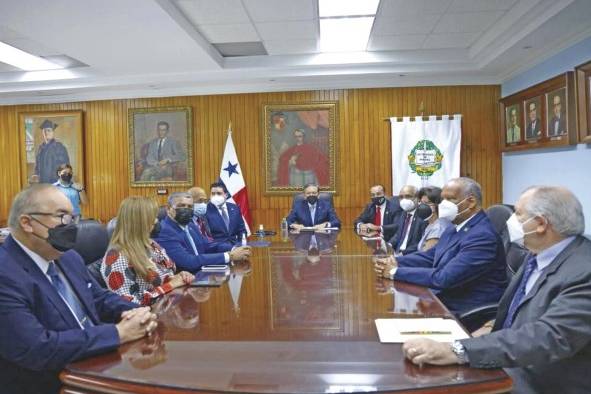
[227,121,232,135]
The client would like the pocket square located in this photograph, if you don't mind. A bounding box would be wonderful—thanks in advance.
[87,282,92,288]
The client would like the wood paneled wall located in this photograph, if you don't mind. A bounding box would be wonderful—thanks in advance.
[0,86,501,227]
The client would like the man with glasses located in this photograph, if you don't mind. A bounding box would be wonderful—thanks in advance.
[0,184,158,394]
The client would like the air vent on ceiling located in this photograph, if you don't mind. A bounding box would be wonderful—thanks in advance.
[213,42,267,57]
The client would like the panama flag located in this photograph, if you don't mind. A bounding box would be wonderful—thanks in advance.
[219,124,253,235]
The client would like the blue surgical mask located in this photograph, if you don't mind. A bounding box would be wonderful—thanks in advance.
[193,202,207,217]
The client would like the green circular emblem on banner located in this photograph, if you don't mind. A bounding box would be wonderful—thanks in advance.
[407,139,444,179]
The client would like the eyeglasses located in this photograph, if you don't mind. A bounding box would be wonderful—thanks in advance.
[27,212,74,225]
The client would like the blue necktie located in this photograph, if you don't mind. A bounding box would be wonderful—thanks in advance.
[184,226,199,255]
[221,206,230,231]
[502,255,538,328]
[46,262,92,329]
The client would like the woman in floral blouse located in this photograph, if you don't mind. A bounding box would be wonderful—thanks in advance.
[101,196,194,305]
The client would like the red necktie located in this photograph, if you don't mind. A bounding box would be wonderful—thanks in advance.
[374,206,381,226]
[197,218,212,241]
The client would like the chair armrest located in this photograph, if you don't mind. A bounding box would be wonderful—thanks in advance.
[459,303,499,333]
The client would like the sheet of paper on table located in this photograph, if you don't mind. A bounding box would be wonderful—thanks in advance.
[375,318,469,343]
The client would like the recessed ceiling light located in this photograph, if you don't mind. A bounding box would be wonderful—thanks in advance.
[319,17,374,53]
[523,45,533,50]
[319,0,380,17]
[0,41,63,71]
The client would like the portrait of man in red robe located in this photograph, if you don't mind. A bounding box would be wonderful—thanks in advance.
[277,128,329,186]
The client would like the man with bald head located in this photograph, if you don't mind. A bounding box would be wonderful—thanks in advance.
[188,186,212,238]
[0,184,157,393]
[375,177,507,321]
[399,186,591,394]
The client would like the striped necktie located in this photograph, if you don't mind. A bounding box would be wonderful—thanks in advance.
[47,262,92,329]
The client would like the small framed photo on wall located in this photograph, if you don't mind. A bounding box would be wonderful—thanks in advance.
[504,103,522,144]
[546,88,567,138]
[524,96,543,141]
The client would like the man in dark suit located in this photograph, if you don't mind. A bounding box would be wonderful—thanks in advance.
[205,182,247,245]
[290,230,338,254]
[155,192,251,273]
[375,177,507,316]
[287,183,340,230]
[400,186,591,394]
[0,184,157,394]
[525,101,541,139]
[389,185,428,255]
[354,184,403,241]
[140,121,186,181]
[548,94,566,136]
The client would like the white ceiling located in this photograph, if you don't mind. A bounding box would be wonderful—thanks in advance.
[0,0,590,104]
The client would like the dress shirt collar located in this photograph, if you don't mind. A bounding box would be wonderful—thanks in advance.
[216,202,227,211]
[12,236,51,277]
[455,211,478,232]
[535,236,576,270]
[308,202,317,210]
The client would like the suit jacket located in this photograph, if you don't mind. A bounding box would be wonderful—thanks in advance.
[290,231,338,253]
[145,137,185,166]
[155,216,227,273]
[548,115,566,136]
[394,211,508,315]
[461,236,591,394]
[525,118,541,139]
[286,199,341,228]
[354,199,403,240]
[389,210,428,255]
[205,202,246,245]
[0,236,135,394]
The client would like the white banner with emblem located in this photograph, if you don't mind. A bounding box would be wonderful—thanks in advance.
[390,115,461,192]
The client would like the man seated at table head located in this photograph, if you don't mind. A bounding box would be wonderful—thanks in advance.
[155,192,251,273]
[205,182,247,245]
[400,186,590,394]
[388,184,429,255]
[374,177,508,316]
[354,184,403,241]
[287,183,340,231]
[0,184,157,394]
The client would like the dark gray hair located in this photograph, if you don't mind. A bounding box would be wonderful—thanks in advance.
[168,192,192,206]
[523,186,584,236]
[449,177,482,205]
[8,184,57,229]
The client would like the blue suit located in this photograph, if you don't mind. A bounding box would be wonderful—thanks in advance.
[205,202,246,244]
[155,216,228,273]
[286,199,341,228]
[394,211,508,315]
[0,235,135,394]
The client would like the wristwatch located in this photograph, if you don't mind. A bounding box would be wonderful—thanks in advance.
[450,340,469,364]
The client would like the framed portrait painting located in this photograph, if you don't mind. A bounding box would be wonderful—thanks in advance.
[524,96,544,141]
[19,110,84,187]
[504,103,522,145]
[263,102,337,194]
[546,88,567,138]
[128,106,193,187]
[575,59,591,143]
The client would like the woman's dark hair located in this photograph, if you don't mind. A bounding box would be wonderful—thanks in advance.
[418,186,443,205]
[56,163,73,175]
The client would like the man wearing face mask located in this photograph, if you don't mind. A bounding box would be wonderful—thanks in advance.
[399,186,591,394]
[0,184,158,394]
[156,192,251,273]
[188,186,213,240]
[354,184,403,241]
[388,185,429,255]
[205,182,247,245]
[287,183,341,231]
[53,164,88,222]
[374,177,507,318]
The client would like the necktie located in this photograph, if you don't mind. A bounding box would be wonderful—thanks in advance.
[157,139,164,160]
[374,205,382,226]
[502,255,538,328]
[554,119,559,135]
[46,262,92,329]
[220,206,230,230]
[310,204,316,225]
[197,217,212,241]
[184,226,199,255]
[398,213,412,249]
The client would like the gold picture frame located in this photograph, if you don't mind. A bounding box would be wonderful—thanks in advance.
[263,102,337,194]
[128,106,193,187]
[19,110,85,188]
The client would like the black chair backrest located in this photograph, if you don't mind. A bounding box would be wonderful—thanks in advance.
[485,204,513,237]
[157,205,168,221]
[506,243,529,277]
[292,192,333,208]
[72,220,109,265]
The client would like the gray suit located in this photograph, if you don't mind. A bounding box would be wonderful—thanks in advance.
[140,137,186,181]
[461,236,591,393]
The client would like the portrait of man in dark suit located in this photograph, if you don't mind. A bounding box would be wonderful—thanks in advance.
[547,89,567,137]
[525,98,542,140]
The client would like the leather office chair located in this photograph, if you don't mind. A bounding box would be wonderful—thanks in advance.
[72,219,109,288]
[292,192,333,208]
[458,204,528,332]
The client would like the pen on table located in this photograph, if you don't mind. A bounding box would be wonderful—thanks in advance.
[399,331,452,335]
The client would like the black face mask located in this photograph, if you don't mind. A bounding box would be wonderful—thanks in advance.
[306,196,318,205]
[60,173,73,183]
[416,203,434,220]
[174,207,193,226]
[372,196,386,206]
[32,218,78,252]
[150,221,161,238]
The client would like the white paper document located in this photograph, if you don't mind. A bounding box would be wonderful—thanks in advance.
[375,318,469,343]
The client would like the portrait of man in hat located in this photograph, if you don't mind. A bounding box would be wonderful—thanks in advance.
[33,119,71,184]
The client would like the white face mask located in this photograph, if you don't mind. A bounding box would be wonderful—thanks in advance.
[193,202,207,217]
[210,195,226,207]
[438,197,469,222]
[506,214,536,247]
[399,198,416,212]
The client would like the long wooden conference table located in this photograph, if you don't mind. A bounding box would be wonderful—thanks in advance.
[60,228,512,393]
